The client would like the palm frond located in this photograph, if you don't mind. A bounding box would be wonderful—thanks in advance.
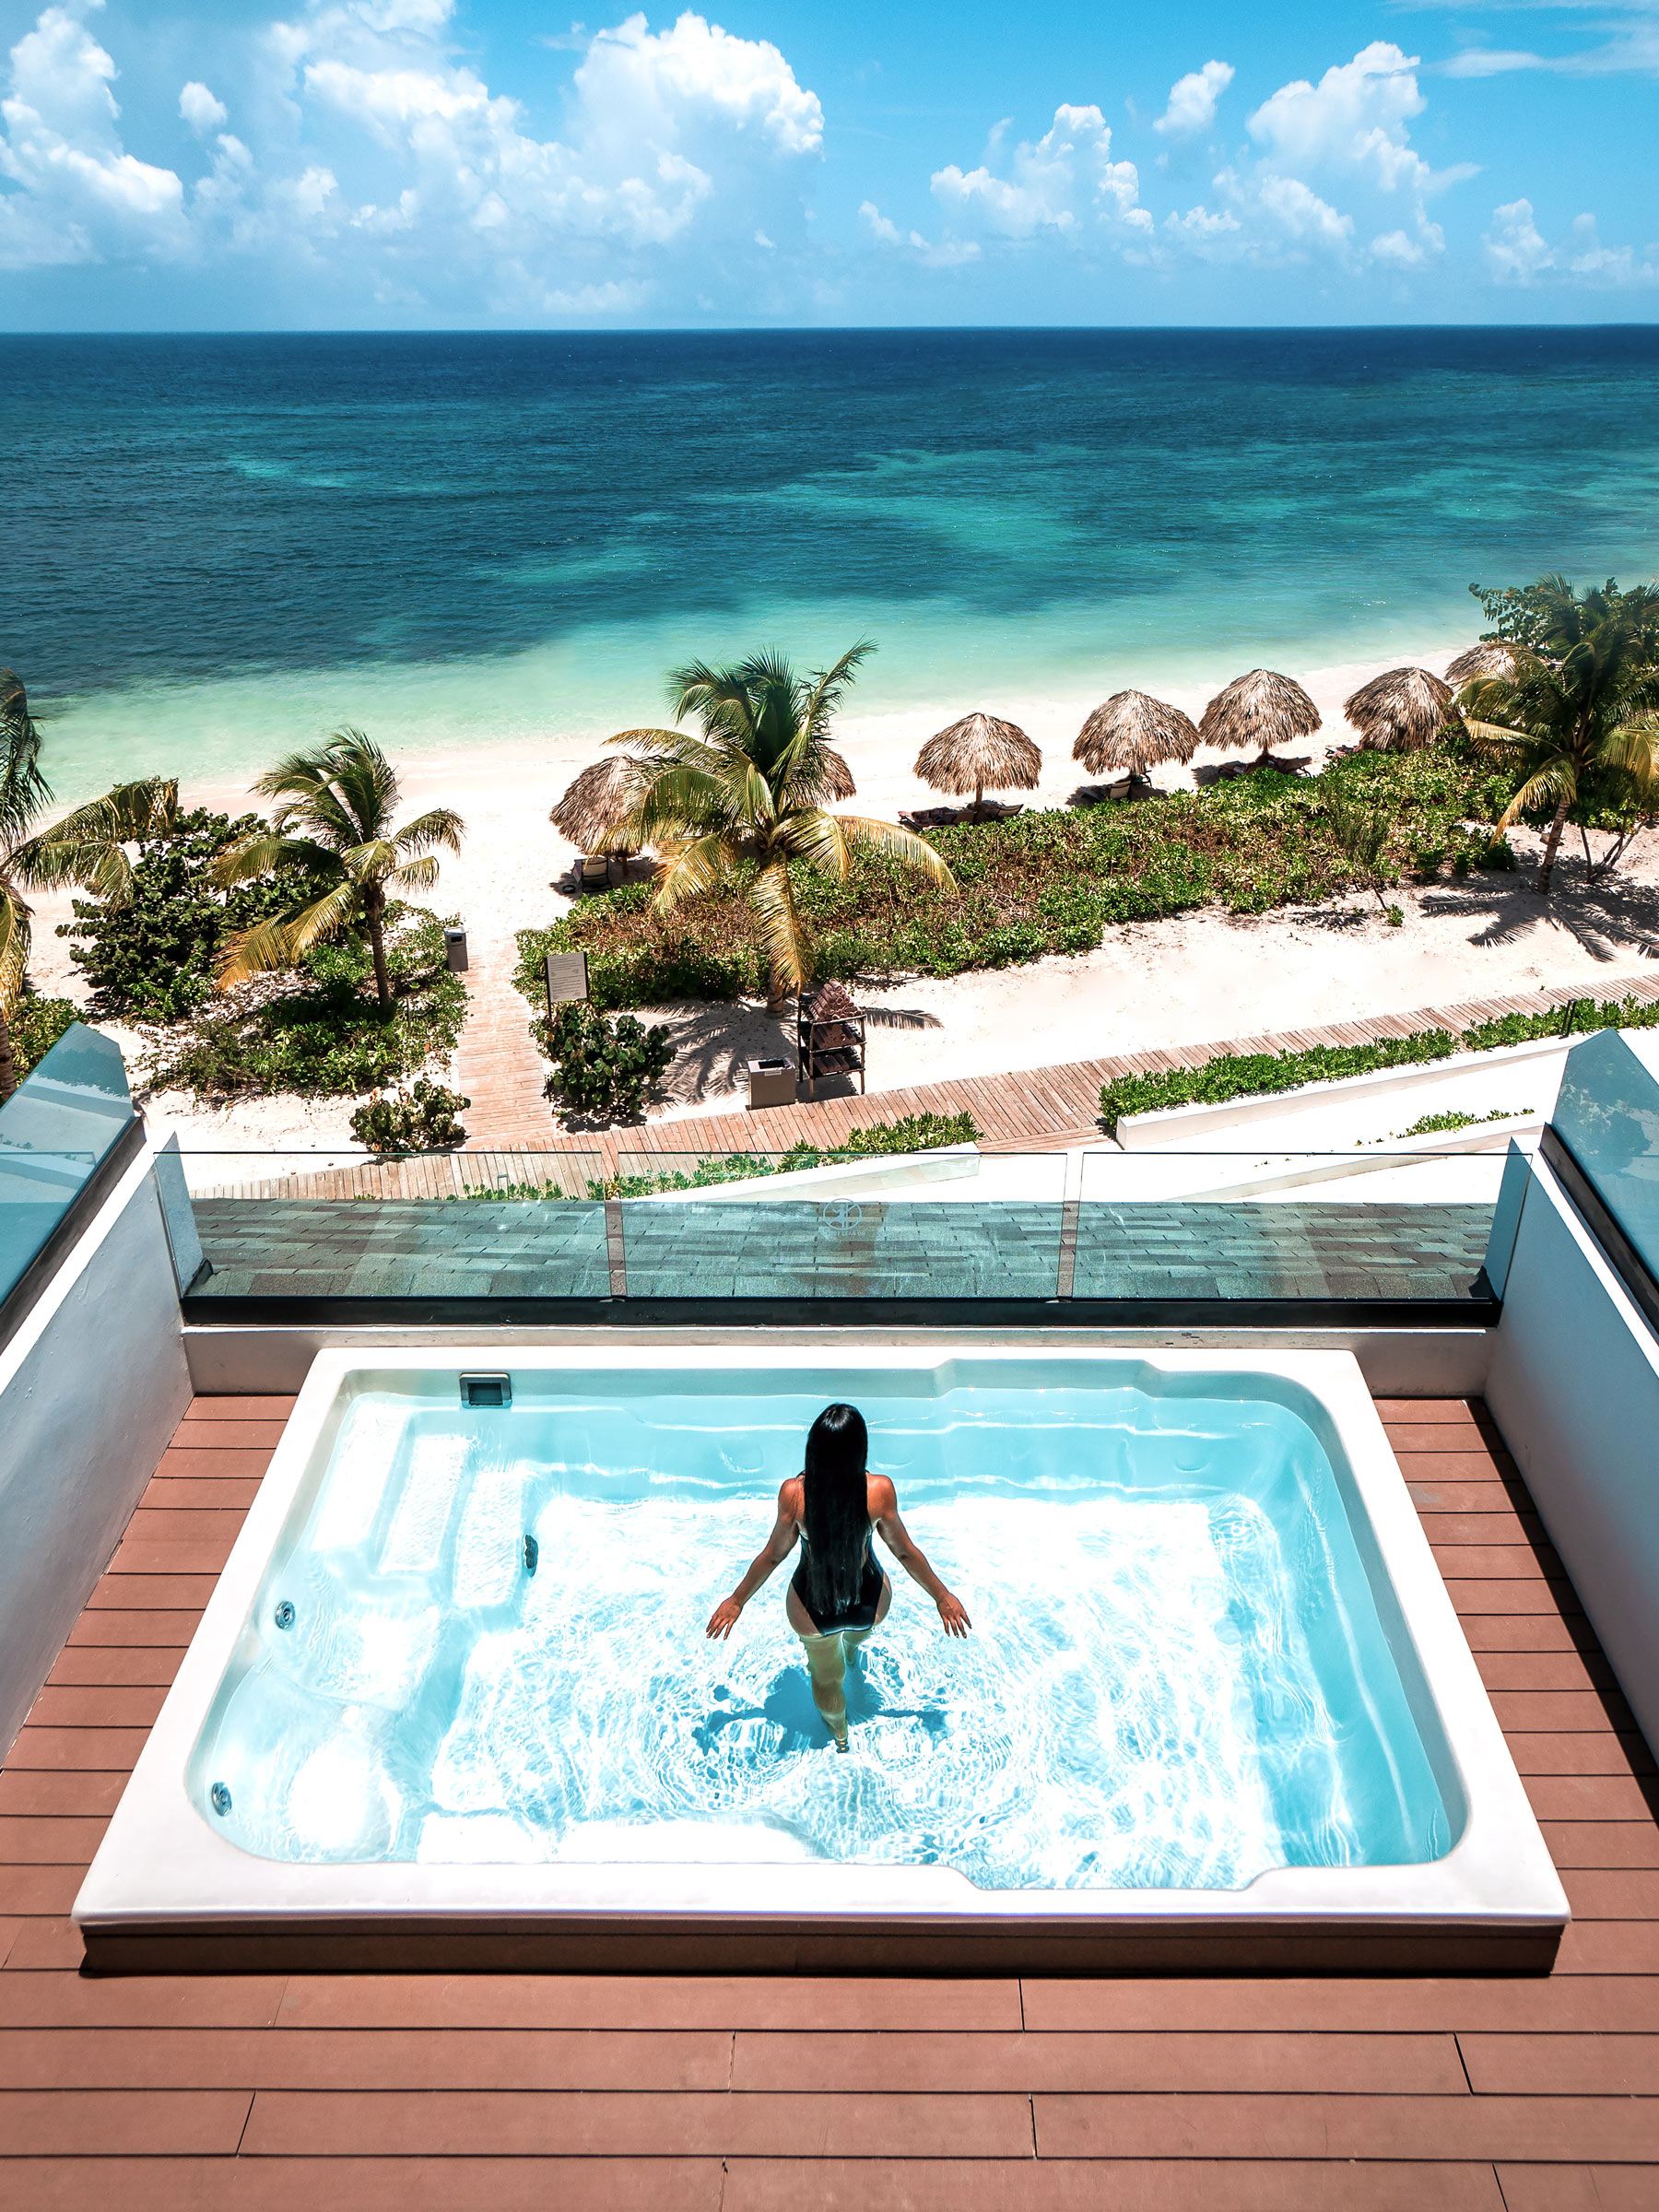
[0,669,51,847]
[0,885,30,1015]
[212,832,340,889]
[833,815,957,890]
[798,639,875,743]
[391,854,440,894]
[393,806,465,857]
[216,880,360,990]
[10,778,179,902]
[652,833,741,913]
[747,861,809,994]
[1498,760,1578,832]
[774,807,852,879]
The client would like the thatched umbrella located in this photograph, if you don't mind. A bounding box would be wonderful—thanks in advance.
[1074,691,1198,783]
[549,757,641,853]
[914,712,1041,820]
[1344,666,1458,753]
[1445,641,1524,689]
[1198,669,1321,766]
[819,747,855,802]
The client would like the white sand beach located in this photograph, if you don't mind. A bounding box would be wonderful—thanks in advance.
[24,635,1659,1155]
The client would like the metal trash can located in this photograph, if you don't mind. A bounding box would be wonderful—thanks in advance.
[443,927,468,973]
[747,1057,795,1110]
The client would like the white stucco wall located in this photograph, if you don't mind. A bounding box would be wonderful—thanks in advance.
[0,1150,193,1760]
[1485,1157,1659,1759]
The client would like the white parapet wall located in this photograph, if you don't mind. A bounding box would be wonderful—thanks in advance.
[1485,1153,1659,1759]
[0,1143,194,1760]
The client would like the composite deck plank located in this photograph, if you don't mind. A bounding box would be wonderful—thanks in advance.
[3,1390,1658,2204]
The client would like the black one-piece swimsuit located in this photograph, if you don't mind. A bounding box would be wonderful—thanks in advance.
[792,1529,886,1635]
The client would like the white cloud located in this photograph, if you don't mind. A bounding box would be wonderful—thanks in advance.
[180,80,228,132]
[1483,198,1659,288]
[0,3,828,309]
[858,197,979,267]
[931,104,1149,241]
[1154,60,1233,138]
[1484,196,1553,284]
[1440,49,1547,80]
[1,1,189,267]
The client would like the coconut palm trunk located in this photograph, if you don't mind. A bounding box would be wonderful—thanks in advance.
[364,884,392,1012]
[0,1008,16,1105]
[1536,794,1573,896]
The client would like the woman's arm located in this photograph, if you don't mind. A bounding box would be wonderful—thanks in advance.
[705,1479,802,1639]
[870,1477,971,1636]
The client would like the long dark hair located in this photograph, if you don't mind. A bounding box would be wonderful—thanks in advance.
[801,1404,870,1620]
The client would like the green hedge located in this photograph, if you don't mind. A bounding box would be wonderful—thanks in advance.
[1099,1031,1459,1137]
[1099,994,1659,1135]
[8,995,81,1081]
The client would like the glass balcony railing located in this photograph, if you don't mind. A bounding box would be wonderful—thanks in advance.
[0,1025,137,1317]
[178,1142,1510,1314]
[1549,1029,1659,1291]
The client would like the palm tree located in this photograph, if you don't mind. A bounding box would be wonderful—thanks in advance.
[1458,578,1659,896]
[1324,790,1396,921]
[214,729,465,1013]
[1,668,177,1101]
[608,642,954,1017]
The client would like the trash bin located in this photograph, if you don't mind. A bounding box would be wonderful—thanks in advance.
[747,1057,795,1110]
[443,927,468,973]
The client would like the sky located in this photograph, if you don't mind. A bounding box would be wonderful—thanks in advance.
[0,0,1654,326]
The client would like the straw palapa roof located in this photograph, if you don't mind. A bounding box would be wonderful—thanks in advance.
[1198,669,1321,758]
[913,712,1041,797]
[549,757,641,852]
[1343,666,1458,753]
[1444,641,1525,689]
[818,747,856,802]
[1074,691,1198,777]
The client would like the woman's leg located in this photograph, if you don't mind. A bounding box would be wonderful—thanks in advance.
[802,1632,851,1748]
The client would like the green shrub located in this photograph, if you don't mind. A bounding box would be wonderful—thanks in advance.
[59,808,307,1021]
[349,1077,470,1153]
[9,995,80,1079]
[587,1111,983,1197]
[1461,996,1659,1052]
[544,1002,675,1122]
[1395,1107,1531,1138]
[145,906,466,1101]
[512,747,1526,1015]
[1099,1030,1460,1137]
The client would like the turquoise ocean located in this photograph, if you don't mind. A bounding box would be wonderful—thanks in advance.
[6,327,1659,802]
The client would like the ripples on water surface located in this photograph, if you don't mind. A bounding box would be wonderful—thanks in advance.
[202,1379,1452,1888]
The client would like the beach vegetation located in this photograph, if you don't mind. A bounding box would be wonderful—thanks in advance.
[143,904,466,1102]
[1098,1031,1460,1138]
[543,1001,675,1124]
[1460,576,1659,894]
[1323,789,1398,917]
[61,807,308,1021]
[349,1077,470,1154]
[599,641,953,1015]
[214,728,465,1013]
[8,994,80,1081]
[0,665,178,1100]
[1100,992,1659,1135]
[515,745,1519,1016]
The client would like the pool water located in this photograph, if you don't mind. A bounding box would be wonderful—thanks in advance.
[198,1379,1453,1888]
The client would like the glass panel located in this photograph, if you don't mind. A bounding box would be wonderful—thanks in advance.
[183,1151,612,1302]
[177,1146,1503,1308]
[1551,1030,1659,1283]
[0,1023,135,1311]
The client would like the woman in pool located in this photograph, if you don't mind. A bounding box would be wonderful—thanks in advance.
[704,1403,971,1752]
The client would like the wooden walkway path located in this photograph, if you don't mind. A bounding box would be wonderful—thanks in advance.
[2,1394,1656,2204]
[456,969,1659,1179]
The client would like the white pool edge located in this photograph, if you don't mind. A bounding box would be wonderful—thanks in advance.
[74,1345,1570,1953]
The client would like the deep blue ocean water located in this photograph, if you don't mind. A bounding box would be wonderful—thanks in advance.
[5,327,1658,796]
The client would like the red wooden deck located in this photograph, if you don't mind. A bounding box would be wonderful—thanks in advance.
[2,1394,1655,2206]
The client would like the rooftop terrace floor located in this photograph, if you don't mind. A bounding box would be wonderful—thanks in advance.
[2,1394,1655,2207]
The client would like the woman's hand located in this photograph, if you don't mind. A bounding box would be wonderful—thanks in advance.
[935,1590,972,1638]
[705,1595,744,1641]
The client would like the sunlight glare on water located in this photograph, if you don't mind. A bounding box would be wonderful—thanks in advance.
[198,1378,1452,1888]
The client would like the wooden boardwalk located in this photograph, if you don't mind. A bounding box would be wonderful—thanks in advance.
[453,970,1659,1180]
[2,1394,1657,2204]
